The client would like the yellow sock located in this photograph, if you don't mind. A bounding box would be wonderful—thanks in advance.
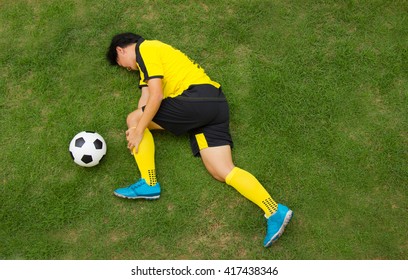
[226,167,278,217]
[132,129,157,186]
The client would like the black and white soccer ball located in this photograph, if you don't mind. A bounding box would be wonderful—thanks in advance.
[69,131,107,167]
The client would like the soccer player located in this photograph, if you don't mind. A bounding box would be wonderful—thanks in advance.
[106,33,293,247]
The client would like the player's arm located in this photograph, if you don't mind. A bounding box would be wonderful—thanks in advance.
[138,86,150,108]
[137,78,163,131]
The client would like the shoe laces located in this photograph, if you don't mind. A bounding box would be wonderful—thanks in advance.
[130,179,146,190]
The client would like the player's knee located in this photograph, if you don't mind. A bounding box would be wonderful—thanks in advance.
[126,109,143,127]
[207,168,229,183]
[211,172,225,183]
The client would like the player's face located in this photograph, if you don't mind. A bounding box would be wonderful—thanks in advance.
[116,46,137,71]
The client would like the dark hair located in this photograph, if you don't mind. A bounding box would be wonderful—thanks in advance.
[106,32,142,65]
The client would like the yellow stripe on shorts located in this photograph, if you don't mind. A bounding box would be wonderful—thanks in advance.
[195,133,208,150]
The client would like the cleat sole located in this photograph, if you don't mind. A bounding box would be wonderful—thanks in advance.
[113,192,160,200]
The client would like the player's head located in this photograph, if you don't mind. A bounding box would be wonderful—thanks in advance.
[106,32,142,66]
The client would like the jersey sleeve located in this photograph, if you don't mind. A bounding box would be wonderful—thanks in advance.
[138,72,148,88]
[137,42,164,83]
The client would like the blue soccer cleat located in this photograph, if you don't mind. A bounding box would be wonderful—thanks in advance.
[114,179,161,200]
[263,204,293,247]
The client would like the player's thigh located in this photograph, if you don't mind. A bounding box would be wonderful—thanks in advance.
[127,109,164,130]
[148,121,164,130]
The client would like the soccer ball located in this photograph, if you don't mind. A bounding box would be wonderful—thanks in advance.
[69,131,107,167]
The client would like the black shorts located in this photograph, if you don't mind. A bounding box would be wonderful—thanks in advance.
[146,84,233,156]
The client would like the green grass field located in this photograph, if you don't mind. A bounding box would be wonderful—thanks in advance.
[1,0,407,260]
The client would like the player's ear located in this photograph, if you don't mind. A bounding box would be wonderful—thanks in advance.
[116,46,124,55]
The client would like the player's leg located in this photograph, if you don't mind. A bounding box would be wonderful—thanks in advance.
[115,91,204,200]
[113,108,161,200]
[199,145,278,215]
[126,109,163,186]
[199,145,293,247]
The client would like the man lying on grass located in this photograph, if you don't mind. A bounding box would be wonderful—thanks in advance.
[106,32,293,247]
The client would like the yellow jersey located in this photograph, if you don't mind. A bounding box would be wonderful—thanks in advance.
[136,39,220,98]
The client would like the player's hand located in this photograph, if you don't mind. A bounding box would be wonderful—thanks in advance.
[126,127,143,154]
